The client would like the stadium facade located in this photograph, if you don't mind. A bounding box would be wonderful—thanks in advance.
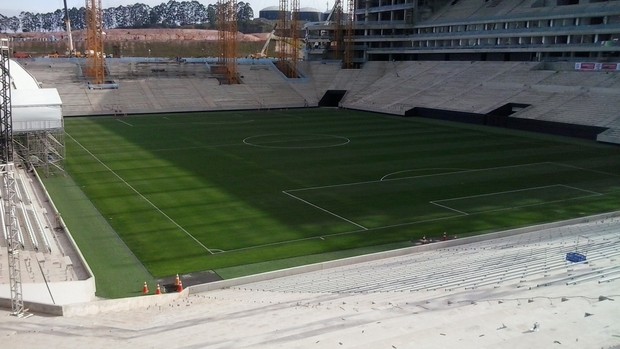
[306,0,620,62]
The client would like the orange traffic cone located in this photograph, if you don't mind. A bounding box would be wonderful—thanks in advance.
[155,284,161,295]
[177,280,183,292]
[142,281,149,295]
[174,274,180,286]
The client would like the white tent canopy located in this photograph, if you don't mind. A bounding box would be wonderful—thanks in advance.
[3,59,63,132]
[12,89,63,131]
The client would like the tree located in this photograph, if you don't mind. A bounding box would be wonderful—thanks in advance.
[237,1,254,22]
[206,4,217,29]
[69,7,85,30]
[103,7,117,28]
[149,4,166,26]
[130,3,151,28]
[163,0,181,27]
[20,12,37,32]
[41,10,64,32]
[1,1,254,31]
[187,0,209,24]
[7,16,20,32]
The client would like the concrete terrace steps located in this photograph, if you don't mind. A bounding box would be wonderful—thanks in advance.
[295,61,343,105]
[597,127,620,144]
[30,61,309,115]
[539,70,620,87]
[0,170,55,254]
[0,167,83,287]
[22,59,620,135]
[234,217,620,294]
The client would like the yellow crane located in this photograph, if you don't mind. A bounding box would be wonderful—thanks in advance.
[250,24,277,59]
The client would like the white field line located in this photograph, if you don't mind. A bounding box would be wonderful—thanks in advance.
[380,168,469,181]
[557,184,604,196]
[85,142,245,155]
[433,184,599,204]
[431,184,604,215]
[218,167,611,254]
[430,201,469,215]
[116,119,133,127]
[552,162,620,178]
[282,191,368,230]
[218,186,606,255]
[286,162,553,193]
[213,228,367,254]
[149,142,245,152]
[243,134,350,148]
[66,133,214,254]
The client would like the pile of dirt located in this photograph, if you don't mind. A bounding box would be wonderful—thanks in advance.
[10,29,268,42]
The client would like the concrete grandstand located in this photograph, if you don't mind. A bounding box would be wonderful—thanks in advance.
[1,0,620,348]
[23,58,620,143]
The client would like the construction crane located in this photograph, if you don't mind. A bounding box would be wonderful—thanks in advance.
[324,0,341,24]
[274,35,305,59]
[250,24,277,59]
[343,0,355,68]
[63,0,75,56]
[216,0,239,84]
[85,0,105,84]
[290,0,300,75]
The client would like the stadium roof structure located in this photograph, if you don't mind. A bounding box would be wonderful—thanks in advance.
[260,6,280,11]
[5,59,62,132]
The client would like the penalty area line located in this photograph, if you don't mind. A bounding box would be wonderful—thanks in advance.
[116,119,133,127]
[66,132,215,255]
[282,190,368,230]
[429,201,469,216]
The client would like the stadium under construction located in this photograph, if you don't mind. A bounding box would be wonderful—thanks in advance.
[1,0,620,348]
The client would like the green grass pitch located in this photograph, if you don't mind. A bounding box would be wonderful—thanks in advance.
[43,108,620,297]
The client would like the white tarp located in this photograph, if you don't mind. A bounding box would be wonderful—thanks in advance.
[2,59,63,132]
[7,59,41,90]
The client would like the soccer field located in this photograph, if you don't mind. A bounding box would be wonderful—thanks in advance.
[45,108,620,289]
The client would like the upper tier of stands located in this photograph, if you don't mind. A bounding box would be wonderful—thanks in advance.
[427,0,620,23]
[340,61,620,136]
[26,59,309,115]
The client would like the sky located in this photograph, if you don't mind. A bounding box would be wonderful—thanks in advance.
[0,0,331,17]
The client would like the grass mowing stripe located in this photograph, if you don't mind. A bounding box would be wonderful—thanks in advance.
[65,132,215,255]
[59,109,620,288]
[41,174,154,298]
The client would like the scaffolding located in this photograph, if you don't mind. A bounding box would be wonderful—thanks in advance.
[275,0,302,78]
[1,38,26,318]
[13,128,65,177]
[216,0,240,84]
[290,0,300,76]
[343,0,356,68]
[334,0,343,61]
[85,0,105,84]
[277,0,289,64]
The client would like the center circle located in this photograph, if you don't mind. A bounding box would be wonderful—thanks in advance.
[243,134,350,149]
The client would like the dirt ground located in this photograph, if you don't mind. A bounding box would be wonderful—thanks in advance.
[9,28,268,42]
